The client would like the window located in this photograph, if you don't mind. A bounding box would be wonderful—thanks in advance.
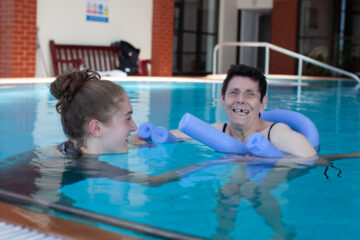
[298,0,360,75]
[173,0,219,75]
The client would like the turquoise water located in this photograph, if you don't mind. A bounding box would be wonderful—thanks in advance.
[0,80,360,239]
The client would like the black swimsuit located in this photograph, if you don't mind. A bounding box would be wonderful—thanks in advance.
[222,122,278,142]
[57,140,82,158]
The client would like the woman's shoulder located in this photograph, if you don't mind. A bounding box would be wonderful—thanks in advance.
[36,145,64,158]
[28,142,81,160]
[265,121,290,131]
[3,145,61,165]
[212,123,225,131]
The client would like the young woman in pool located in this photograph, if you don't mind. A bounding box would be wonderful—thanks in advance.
[50,69,143,155]
[0,69,228,201]
[47,69,208,186]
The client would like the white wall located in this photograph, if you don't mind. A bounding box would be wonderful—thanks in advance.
[218,0,238,74]
[237,0,272,9]
[239,10,258,67]
[36,0,153,77]
[217,0,272,73]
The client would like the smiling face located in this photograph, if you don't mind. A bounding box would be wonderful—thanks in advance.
[221,76,267,128]
[99,96,137,154]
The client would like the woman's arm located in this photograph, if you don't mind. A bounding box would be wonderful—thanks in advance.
[321,152,360,161]
[99,157,241,186]
[269,123,317,158]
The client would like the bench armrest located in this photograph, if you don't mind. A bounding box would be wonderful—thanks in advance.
[138,58,152,76]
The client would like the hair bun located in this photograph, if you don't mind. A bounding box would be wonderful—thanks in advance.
[50,69,100,113]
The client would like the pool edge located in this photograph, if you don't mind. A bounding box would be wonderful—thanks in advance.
[0,200,140,240]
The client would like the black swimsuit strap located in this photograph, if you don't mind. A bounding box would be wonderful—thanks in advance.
[223,122,277,142]
[268,122,278,142]
[57,140,82,158]
[222,123,228,133]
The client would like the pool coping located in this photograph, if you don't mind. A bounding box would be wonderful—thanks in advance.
[0,200,139,240]
[0,189,206,240]
[0,74,355,85]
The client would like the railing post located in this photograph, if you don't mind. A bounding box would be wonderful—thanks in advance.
[265,45,269,75]
[298,58,303,84]
[296,58,303,102]
[212,45,218,74]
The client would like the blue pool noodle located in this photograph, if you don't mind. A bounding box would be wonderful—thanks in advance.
[246,132,284,158]
[151,126,179,144]
[178,113,250,155]
[260,110,320,151]
[179,113,285,157]
[138,122,155,141]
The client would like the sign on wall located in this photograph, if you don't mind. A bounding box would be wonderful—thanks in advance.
[86,0,109,23]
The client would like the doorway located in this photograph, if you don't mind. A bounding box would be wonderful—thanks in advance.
[237,9,271,72]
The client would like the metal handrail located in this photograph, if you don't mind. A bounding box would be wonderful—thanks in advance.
[212,42,360,84]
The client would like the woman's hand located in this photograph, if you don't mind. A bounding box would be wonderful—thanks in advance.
[129,133,148,146]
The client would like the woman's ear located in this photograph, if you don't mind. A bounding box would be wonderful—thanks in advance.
[221,94,225,108]
[260,95,268,112]
[89,119,102,137]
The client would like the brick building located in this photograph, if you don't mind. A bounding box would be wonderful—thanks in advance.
[0,0,358,77]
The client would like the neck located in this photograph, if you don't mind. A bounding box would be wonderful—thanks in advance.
[228,118,264,142]
[80,137,103,155]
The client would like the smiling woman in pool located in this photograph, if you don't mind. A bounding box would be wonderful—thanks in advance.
[215,64,317,157]
[171,64,318,157]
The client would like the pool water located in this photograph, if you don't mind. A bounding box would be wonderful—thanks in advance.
[0,80,360,239]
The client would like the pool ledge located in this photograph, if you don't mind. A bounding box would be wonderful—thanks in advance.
[0,201,139,240]
[0,74,355,85]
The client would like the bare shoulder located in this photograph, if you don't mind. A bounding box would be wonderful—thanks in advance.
[36,145,62,157]
[270,122,292,131]
[212,123,224,131]
[270,122,305,141]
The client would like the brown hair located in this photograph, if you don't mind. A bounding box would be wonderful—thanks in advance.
[221,64,267,102]
[50,69,126,150]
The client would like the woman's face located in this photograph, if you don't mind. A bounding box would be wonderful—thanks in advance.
[221,76,267,127]
[99,96,137,154]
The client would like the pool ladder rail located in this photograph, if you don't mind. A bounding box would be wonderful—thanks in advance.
[213,42,360,84]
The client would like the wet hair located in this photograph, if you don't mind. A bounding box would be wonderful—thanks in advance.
[50,69,126,150]
[221,64,267,102]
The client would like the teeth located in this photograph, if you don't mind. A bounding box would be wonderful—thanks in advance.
[233,109,249,114]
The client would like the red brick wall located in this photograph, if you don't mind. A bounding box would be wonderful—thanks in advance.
[270,0,298,74]
[0,0,37,78]
[151,0,174,76]
[0,0,14,77]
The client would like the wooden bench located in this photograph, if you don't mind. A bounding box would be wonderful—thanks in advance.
[49,40,151,76]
